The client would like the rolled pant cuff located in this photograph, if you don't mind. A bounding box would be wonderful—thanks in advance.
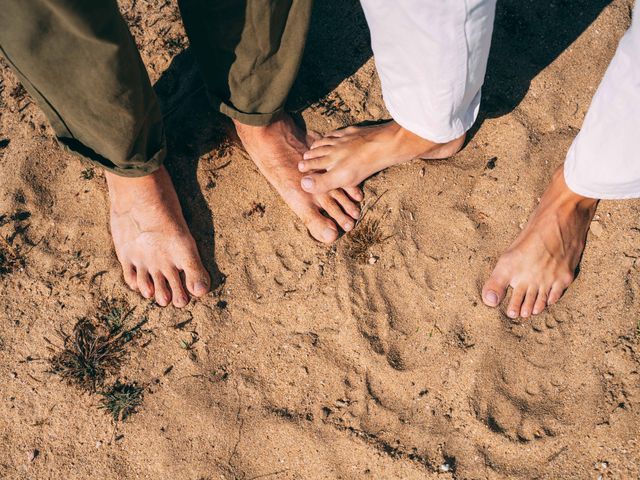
[58,137,166,178]
[217,100,283,127]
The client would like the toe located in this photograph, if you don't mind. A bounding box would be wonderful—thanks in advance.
[532,288,549,315]
[303,146,334,160]
[151,272,171,307]
[319,197,356,232]
[327,126,355,137]
[309,136,340,149]
[482,267,510,308]
[330,190,361,221]
[345,186,364,202]
[164,268,190,308]
[506,286,527,319]
[302,207,339,243]
[520,287,538,318]
[301,168,354,194]
[547,282,566,305]
[299,154,335,173]
[136,267,154,299]
[305,130,322,144]
[122,263,138,291]
[182,258,211,298]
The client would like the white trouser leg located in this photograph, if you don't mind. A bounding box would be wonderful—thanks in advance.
[359,0,497,143]
[564,2,640,199]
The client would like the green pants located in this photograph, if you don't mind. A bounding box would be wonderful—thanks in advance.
[0,0,313,177]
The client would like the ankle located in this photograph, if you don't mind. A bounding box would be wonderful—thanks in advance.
[233,114,288,137]
[552,166,598,212]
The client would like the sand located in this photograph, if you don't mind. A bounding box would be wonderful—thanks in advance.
[1,1,639,479]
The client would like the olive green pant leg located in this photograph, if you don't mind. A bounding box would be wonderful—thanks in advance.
[0,0,166,177]
[178,0,313,126]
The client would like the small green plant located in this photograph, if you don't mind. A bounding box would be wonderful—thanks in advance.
[97,298,135,337]
[99,381,144,422]
[180,332,199,361]
[48,307,146,392]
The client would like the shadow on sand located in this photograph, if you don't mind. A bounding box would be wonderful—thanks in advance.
[152,0,612,283]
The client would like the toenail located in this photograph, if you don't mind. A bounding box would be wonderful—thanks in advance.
[298,161,305,170]
[322,227,337,242]
[301,177,314,189]
[195,281,209,295]
[485,291,499,306]
[508,310,518,318]
[344,222,354,231]
[303,152,311,160]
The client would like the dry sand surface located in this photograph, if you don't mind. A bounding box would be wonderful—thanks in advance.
[1,1,640,479]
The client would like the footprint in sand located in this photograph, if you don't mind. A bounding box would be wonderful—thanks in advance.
[466,308,606,476]
[473,309,603,443]
[341,224,437,372]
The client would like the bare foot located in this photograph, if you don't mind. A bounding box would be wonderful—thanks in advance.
[297,120,465,194]
[233,114,363,243]
[106,166,210,308]
[482,166,598,318]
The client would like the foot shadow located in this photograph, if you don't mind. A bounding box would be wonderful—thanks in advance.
[154,50,228,290]
[151,0,372,283]
[475,0,613,131]
[288,0,373,112]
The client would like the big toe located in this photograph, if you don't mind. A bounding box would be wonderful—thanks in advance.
[301,169,351,195]
[482,269,510,308]
[304,209,339,244]
[182,258,211,298]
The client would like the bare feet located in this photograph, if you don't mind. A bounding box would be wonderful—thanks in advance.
[233,114,363,242]
[482,166,598,318]
[106,166,210,308]
[297,120,465,194]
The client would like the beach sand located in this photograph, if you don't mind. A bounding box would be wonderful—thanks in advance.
[1,1,639,478]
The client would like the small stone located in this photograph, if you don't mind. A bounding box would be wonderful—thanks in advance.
[590,221,604,237]
[525,382,540,395]
[95,441,102,448]
[10,372,17,379]
[368,256,378,265]
[28,449,39,462]
[439,463,451,472]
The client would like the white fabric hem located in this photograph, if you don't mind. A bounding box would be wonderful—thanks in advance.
[384,95,473,144]
[564,167,640,200]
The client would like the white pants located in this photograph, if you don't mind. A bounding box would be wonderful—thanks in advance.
[361,0,640,200]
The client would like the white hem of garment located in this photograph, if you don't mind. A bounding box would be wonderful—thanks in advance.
[564,167,640,200]
[384,95,474,144]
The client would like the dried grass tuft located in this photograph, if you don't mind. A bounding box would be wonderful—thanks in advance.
[48,302,145,392]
